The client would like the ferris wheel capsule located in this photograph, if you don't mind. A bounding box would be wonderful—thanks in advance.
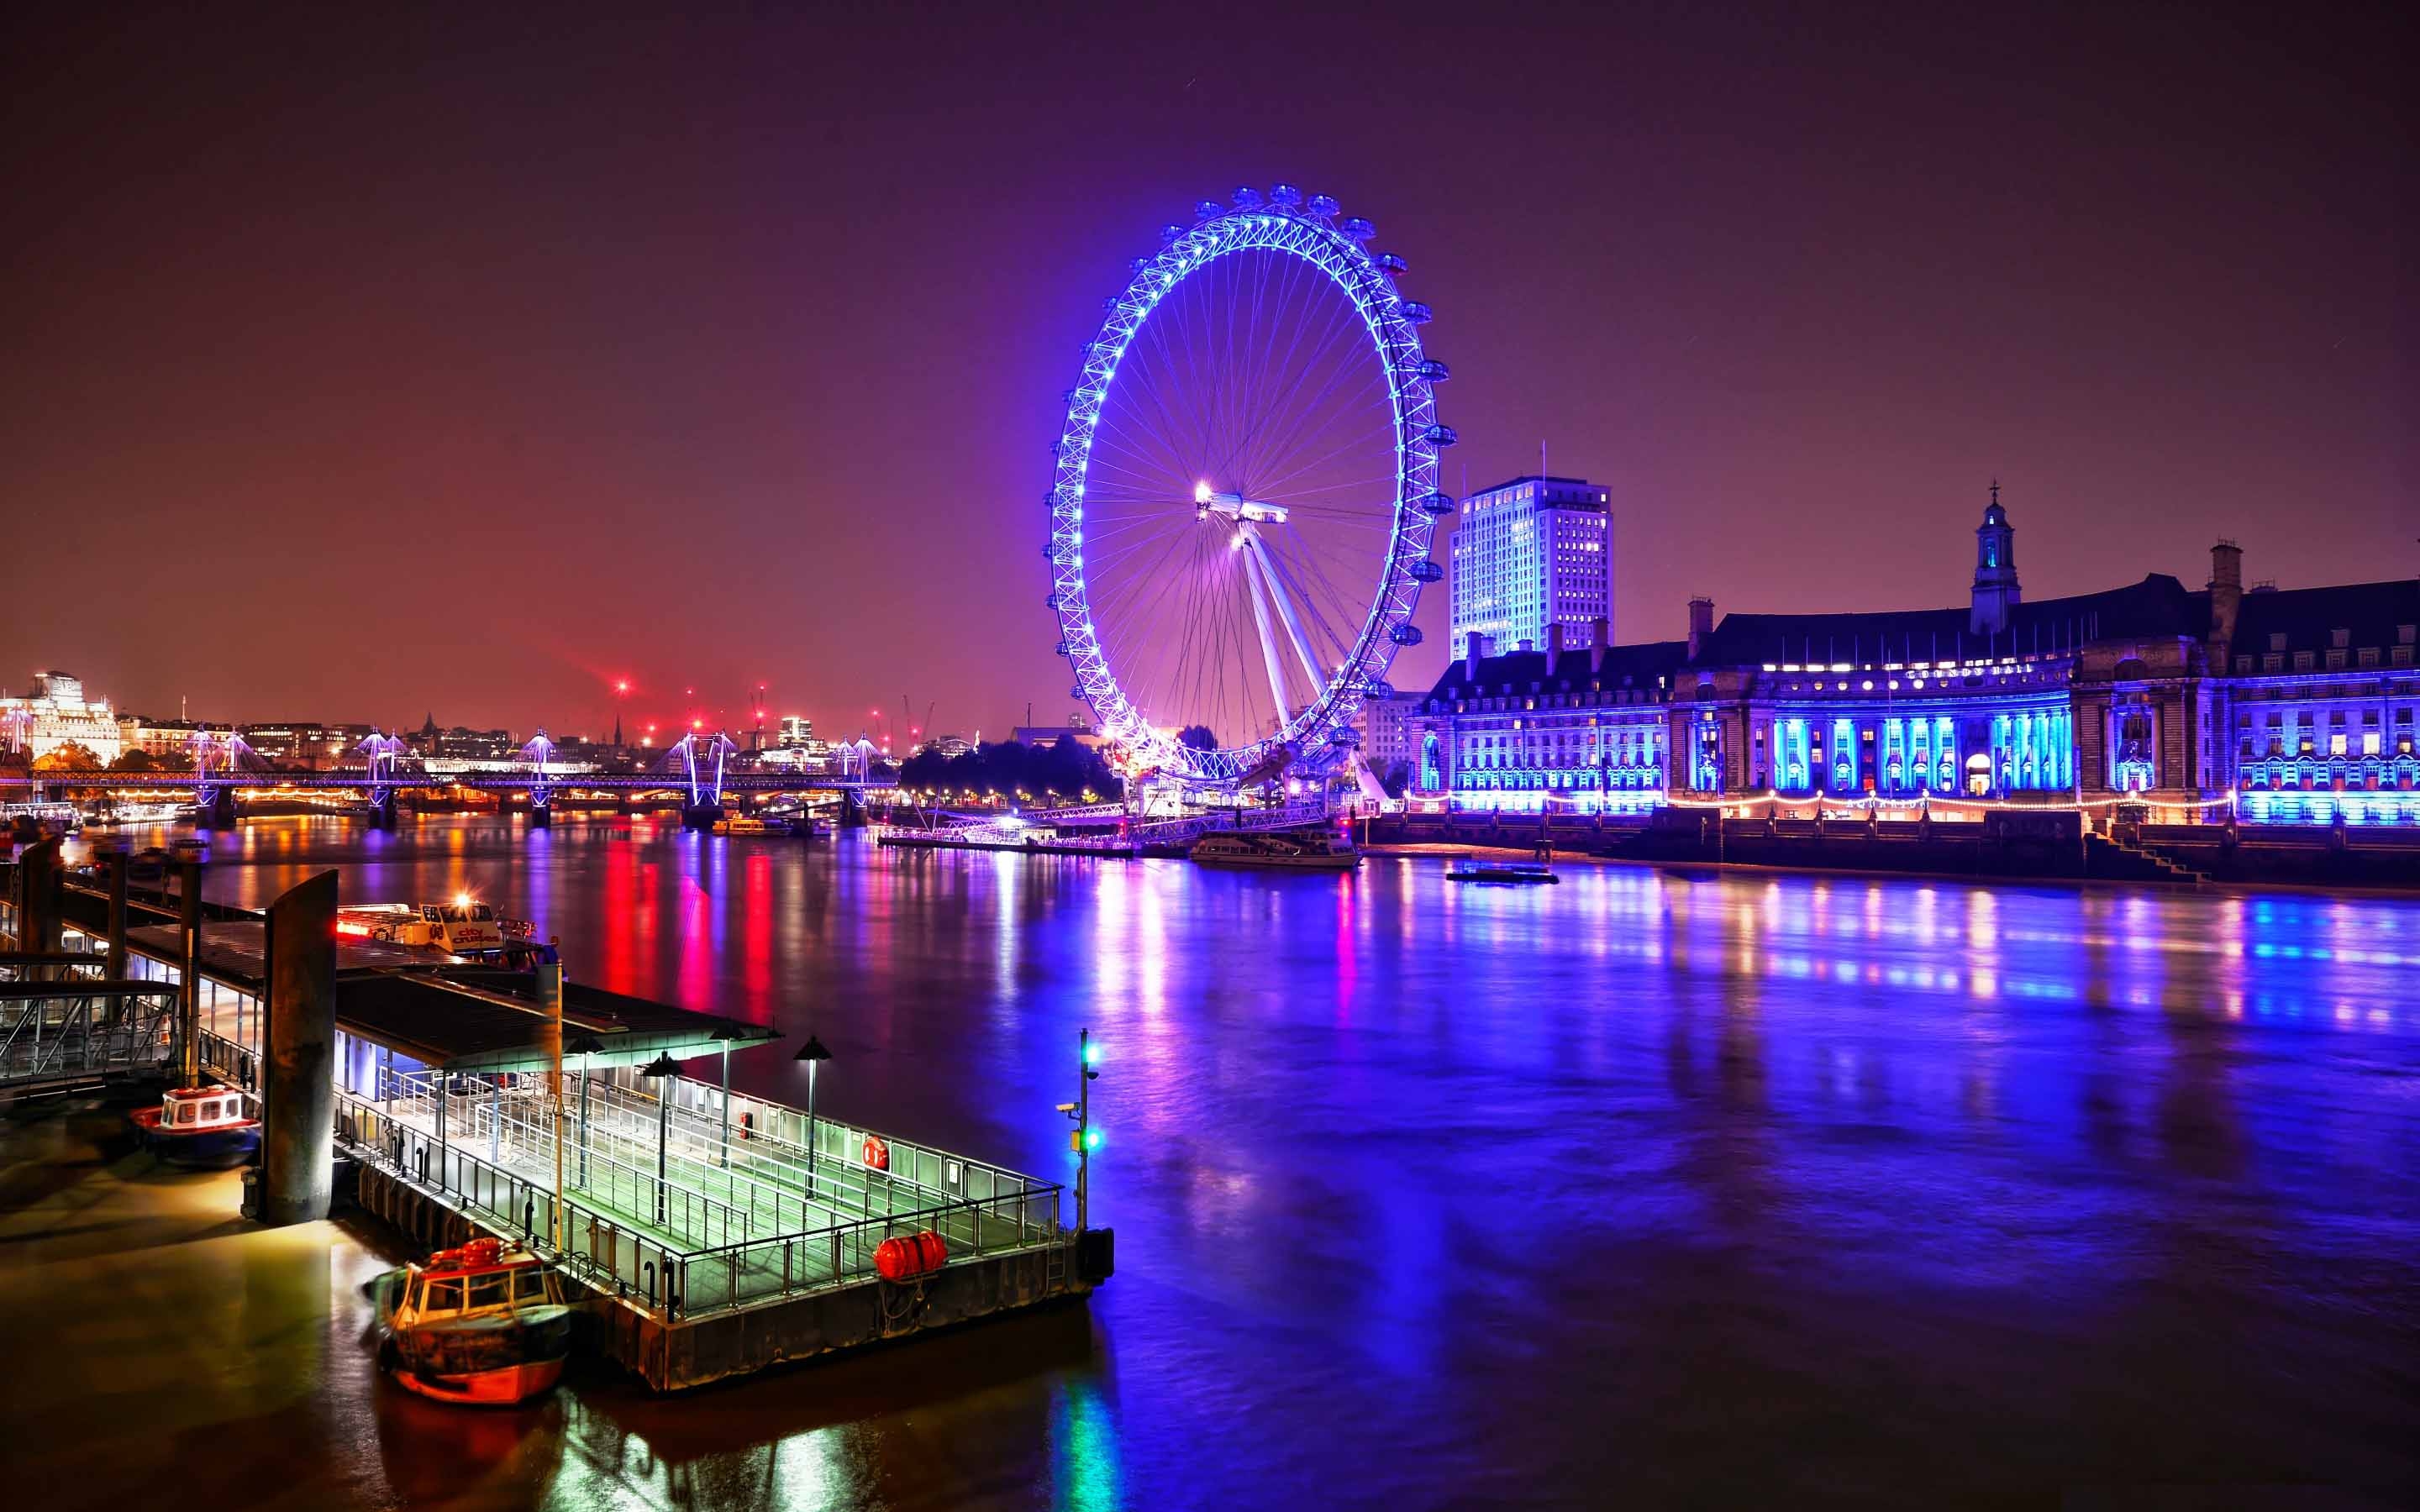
[1307,193,1340,218]
[1425,423,1459,446]
[1230,186,1264,209]
[1341,217,1376,241]
[1194,200,1223,220]
[1399,301,1434,324]
[1375,252,1408,276]
[1409,560,1444,583]
[1416,490,1455,514]
[1268,183,1302,207]
[1413,358,1450,381]
[1390,625,1425,647]
[1160,223,1185,244]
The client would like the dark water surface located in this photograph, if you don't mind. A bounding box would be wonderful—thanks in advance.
[138,819,2420,1504]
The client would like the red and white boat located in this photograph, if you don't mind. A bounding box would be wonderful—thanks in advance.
[366,1237,574,1405]
[129,1085,260,1168]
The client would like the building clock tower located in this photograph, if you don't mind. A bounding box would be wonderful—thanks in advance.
[1970,481,2021,636]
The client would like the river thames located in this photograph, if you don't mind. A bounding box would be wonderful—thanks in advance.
[27,816,2420,1508]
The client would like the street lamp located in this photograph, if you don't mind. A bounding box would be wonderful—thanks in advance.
[637,1051,681,1227]
[793,1033,832,1187]
[566,1032,604,1187]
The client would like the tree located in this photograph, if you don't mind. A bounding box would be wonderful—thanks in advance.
[109,748,162,773]
[1176,724,1218,752]
[32,742,102,773]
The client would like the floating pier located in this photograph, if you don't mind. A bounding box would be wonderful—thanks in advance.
[3,853,1113,1391]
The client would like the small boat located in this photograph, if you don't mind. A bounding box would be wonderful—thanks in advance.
[1446,848,1560,885]
[1192,827,1360,871]
[337,896,507,958]
[713,814,771,836]
[130,1085,262,1168]
[366,1236,574,1406]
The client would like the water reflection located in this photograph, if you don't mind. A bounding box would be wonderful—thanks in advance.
[86,817,2420,1504]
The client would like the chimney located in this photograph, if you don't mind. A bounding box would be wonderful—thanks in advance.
[2207,538,2244,669]
[1518,638,1534,654]
[1589,616,1609,675]
[1547,623,1566,659]
[1687,596,1714,660]
[1465,631,1486,682]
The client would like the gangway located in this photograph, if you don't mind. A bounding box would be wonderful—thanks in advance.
[0,978,179,1097]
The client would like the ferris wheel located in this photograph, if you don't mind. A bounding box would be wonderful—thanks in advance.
[1045,184,1454,786]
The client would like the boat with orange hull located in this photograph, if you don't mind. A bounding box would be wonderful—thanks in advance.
[130,1086,261,1168]
[366,1237,574,1406]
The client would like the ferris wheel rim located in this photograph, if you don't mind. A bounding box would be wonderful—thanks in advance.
[1045,196,1442,785]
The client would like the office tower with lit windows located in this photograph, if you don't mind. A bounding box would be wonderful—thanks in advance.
[1449,475,1614,657]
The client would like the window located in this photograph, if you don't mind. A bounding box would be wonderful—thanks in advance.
[466,1273,510,1310]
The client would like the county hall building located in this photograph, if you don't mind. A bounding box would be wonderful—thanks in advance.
[1408,490,2420,826]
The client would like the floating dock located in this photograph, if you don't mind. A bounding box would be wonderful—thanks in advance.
[4,854,1113,1391]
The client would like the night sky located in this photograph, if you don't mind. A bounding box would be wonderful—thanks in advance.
[3,4,2408,742]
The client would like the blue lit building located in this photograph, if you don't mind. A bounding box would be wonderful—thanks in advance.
[1449,475,1615,657]
[1410,491,2420,823]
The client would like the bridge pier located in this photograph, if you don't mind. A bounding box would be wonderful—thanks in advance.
[840,789,870,829]
[529,803,552,829]
[202,789,239,828]
[681,802,724,831]
[364,790,398,831]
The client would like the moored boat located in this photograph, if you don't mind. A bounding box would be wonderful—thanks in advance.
[1446,844,1560,885]
[366,1237,574,1406]
[1191,826,1360,871]
[130,1085,261,1168]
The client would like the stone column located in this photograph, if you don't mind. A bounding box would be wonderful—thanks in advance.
[260,870,338,1226]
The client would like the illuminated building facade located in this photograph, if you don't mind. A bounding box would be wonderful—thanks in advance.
[1,671,125,764]
[1409,492,2420,823]
[1449,475,1614,656]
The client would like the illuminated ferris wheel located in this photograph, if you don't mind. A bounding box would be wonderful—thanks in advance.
[1044,183,1453,786]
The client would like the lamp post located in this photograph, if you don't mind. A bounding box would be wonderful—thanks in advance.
[566,1032,603,1188]
[793,1034,832,1188]
[638,1051,680,1229]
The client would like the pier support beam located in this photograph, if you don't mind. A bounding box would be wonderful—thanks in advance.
[259,870,338,1226]
[681,802,723,831]
[8,837,63,954]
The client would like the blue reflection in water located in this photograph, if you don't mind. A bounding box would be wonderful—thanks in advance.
[127,817,2420,1504]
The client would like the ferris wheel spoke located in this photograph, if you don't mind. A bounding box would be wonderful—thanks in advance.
[1225,276,1366,491]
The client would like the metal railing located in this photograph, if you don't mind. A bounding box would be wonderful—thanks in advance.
[669,1182,1065,1320]
[0,983,177,1090]
[332,1082,1065,1320]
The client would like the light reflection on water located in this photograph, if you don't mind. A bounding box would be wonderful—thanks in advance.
[115,817,2420,1504]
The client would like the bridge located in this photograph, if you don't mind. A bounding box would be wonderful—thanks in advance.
[1,729,894,831]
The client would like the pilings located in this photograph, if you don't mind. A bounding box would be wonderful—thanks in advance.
[259,870,338,1226]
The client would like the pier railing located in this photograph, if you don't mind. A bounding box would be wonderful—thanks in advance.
[329,1081,1065,1320]
[670,1182,1065,1320]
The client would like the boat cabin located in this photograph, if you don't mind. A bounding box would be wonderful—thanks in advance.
[394,1242,563,1327]
[159,1086,253,1130]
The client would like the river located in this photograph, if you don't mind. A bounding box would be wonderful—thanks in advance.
[68,817,2420,1505]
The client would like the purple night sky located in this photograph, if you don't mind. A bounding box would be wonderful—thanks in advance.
[2,4,2408,742]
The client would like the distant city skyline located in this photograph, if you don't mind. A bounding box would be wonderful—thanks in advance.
[2,6,2408,736]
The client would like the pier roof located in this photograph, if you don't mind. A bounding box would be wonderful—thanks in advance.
[115,916,776,1072]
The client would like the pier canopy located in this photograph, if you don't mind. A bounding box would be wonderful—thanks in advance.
[121,919,774,1073]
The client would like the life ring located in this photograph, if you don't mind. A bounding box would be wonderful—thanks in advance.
[738,1111,754,1141]
[862,1135,889,1171]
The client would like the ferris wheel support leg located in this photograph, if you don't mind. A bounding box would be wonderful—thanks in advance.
[1244,533,1329,696]
[1239,546,1294,723]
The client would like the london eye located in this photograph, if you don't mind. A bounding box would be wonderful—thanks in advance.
[1045,184,1452,787]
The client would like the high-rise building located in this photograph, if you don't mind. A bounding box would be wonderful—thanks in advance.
[778,715,814,748]
[1449,475,1614,657]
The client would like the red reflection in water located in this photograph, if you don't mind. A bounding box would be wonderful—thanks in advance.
[743,851,773,1022]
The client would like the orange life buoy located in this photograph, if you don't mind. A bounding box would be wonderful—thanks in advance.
[738,1110,754,1141]
[861,1134,889,1171]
